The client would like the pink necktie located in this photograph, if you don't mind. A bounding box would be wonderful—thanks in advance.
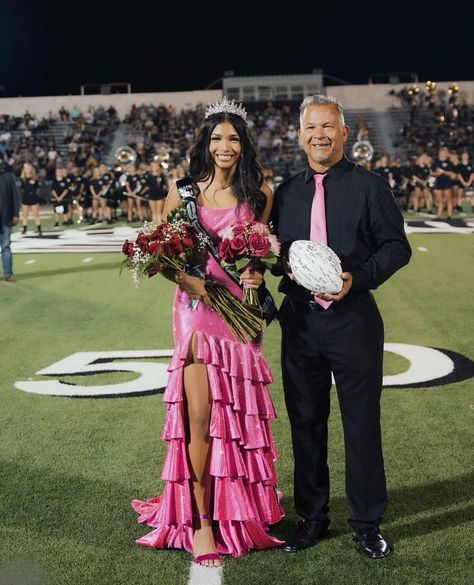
[310,173,332,309]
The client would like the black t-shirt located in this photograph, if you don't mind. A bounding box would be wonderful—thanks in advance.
[414,165,430,181]
[433,159,454,188]
[126,174,138,191]
[67,174,84,196]
[147,173,168,198]
[374,166,391,182]
[51,178,68,198]
[456,162,473,182]
[128,175,148,195]
[90,178,105,196]
[433,159,454,174]
[389,166,404,186]
[102,172,113,185]
[81,177,91,200]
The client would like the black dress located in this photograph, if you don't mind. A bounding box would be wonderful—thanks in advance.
[147,173,167,200]
[433,159,454,190]
[21,179,40,205]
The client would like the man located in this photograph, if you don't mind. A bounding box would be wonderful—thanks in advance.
[0,162,20,282]
[271,95,412,558]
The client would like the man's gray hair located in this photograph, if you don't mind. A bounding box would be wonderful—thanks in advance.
[299,94,345,125]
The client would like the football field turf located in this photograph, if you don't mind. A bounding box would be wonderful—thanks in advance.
[0,232,472,585]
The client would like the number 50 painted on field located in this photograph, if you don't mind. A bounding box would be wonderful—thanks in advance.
[15,350,174,398]
[13,344,473,398]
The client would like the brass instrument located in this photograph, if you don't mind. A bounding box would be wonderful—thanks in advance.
[114,145,137,166]
[153,147,171,169]
[351,140,374,162]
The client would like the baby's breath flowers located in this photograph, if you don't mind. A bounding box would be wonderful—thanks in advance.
[121,208,265,343]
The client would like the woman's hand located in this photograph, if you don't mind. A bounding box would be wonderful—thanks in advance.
[175,271,211,305]
[240,267,263,289]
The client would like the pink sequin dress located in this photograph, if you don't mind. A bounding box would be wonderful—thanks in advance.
[131,203,284,557]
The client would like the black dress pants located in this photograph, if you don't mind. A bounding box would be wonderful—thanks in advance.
[280,292,388,531]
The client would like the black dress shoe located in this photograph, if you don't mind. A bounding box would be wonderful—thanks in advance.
[281,519,330,553]
[353,526,391,558]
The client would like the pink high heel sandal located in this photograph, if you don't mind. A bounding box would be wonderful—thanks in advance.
[193,513,221,567]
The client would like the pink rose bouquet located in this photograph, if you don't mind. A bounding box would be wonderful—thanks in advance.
[218,220,280,310]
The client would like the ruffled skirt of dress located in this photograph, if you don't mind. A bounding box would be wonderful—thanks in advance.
[131,329,284,557]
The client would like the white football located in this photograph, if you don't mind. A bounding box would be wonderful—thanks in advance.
[288,240,343,294]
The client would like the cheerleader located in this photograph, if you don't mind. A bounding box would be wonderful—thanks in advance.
[455,151,473,213]
[20,163,42,236]
[146,161,167,223]
[432,146,455,220]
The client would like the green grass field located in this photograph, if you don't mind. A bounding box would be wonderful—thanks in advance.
[0,232,473,585]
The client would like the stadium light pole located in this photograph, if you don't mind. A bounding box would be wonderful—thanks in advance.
[204,77,223,90]
[323,73,353,85]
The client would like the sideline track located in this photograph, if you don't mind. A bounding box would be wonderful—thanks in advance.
[10,218,474,254]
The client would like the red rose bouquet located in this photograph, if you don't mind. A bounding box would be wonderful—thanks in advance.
[121,207,264,343]
[121,207,197,285]
[218,220,281,310]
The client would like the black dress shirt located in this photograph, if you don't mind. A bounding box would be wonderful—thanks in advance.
[271,155,412,302]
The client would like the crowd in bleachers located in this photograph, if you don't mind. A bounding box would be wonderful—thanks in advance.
[0,105,119,180]
[394,103,473,155]
[124,101,304,182]
[2,96,473,235]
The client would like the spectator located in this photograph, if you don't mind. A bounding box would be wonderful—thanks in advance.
[0,162,20,281]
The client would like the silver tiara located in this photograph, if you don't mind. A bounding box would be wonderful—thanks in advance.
[204,96,247,121]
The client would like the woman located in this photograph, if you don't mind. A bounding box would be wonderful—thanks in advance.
[131,100,284,567]
[432,146,455,220]
[146,161,168,223]
[20,163,42,236]
[51,167,69,228]
[124,165,145,223]
[411,153,432,213]
[455,151,474,212]
[88,166,111,224]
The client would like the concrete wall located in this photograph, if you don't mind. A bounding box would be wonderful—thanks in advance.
[0,90,222,118]
[0,81,472,118]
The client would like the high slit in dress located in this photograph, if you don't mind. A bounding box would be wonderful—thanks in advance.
[131,203,284,557]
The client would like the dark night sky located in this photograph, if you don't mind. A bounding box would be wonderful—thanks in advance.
[1,0,473,97]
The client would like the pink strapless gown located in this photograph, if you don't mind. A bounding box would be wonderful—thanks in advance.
[131,204,284,557]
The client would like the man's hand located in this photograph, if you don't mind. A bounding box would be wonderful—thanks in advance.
[314,272,353,302]
[10,216,18,226]
[282,254,295,280]
[240,267,263,289]
[175,271,211,306]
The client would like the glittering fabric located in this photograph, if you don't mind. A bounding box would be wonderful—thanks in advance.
[131,204,284,557]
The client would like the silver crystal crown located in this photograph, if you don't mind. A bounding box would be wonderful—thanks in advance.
[204,96,247,121]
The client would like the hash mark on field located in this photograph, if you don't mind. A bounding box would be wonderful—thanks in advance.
[188,563,223,585]
[24,259,37,265]
[82,257,94,263]
[417,246,429,252]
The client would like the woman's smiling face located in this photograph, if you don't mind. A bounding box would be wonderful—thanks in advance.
[209,122,242,170]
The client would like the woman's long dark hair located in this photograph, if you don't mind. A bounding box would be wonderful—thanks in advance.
[189,112,266,219]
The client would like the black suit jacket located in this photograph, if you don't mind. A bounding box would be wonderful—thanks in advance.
[271,156,412,302]
[0,170,20,227]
